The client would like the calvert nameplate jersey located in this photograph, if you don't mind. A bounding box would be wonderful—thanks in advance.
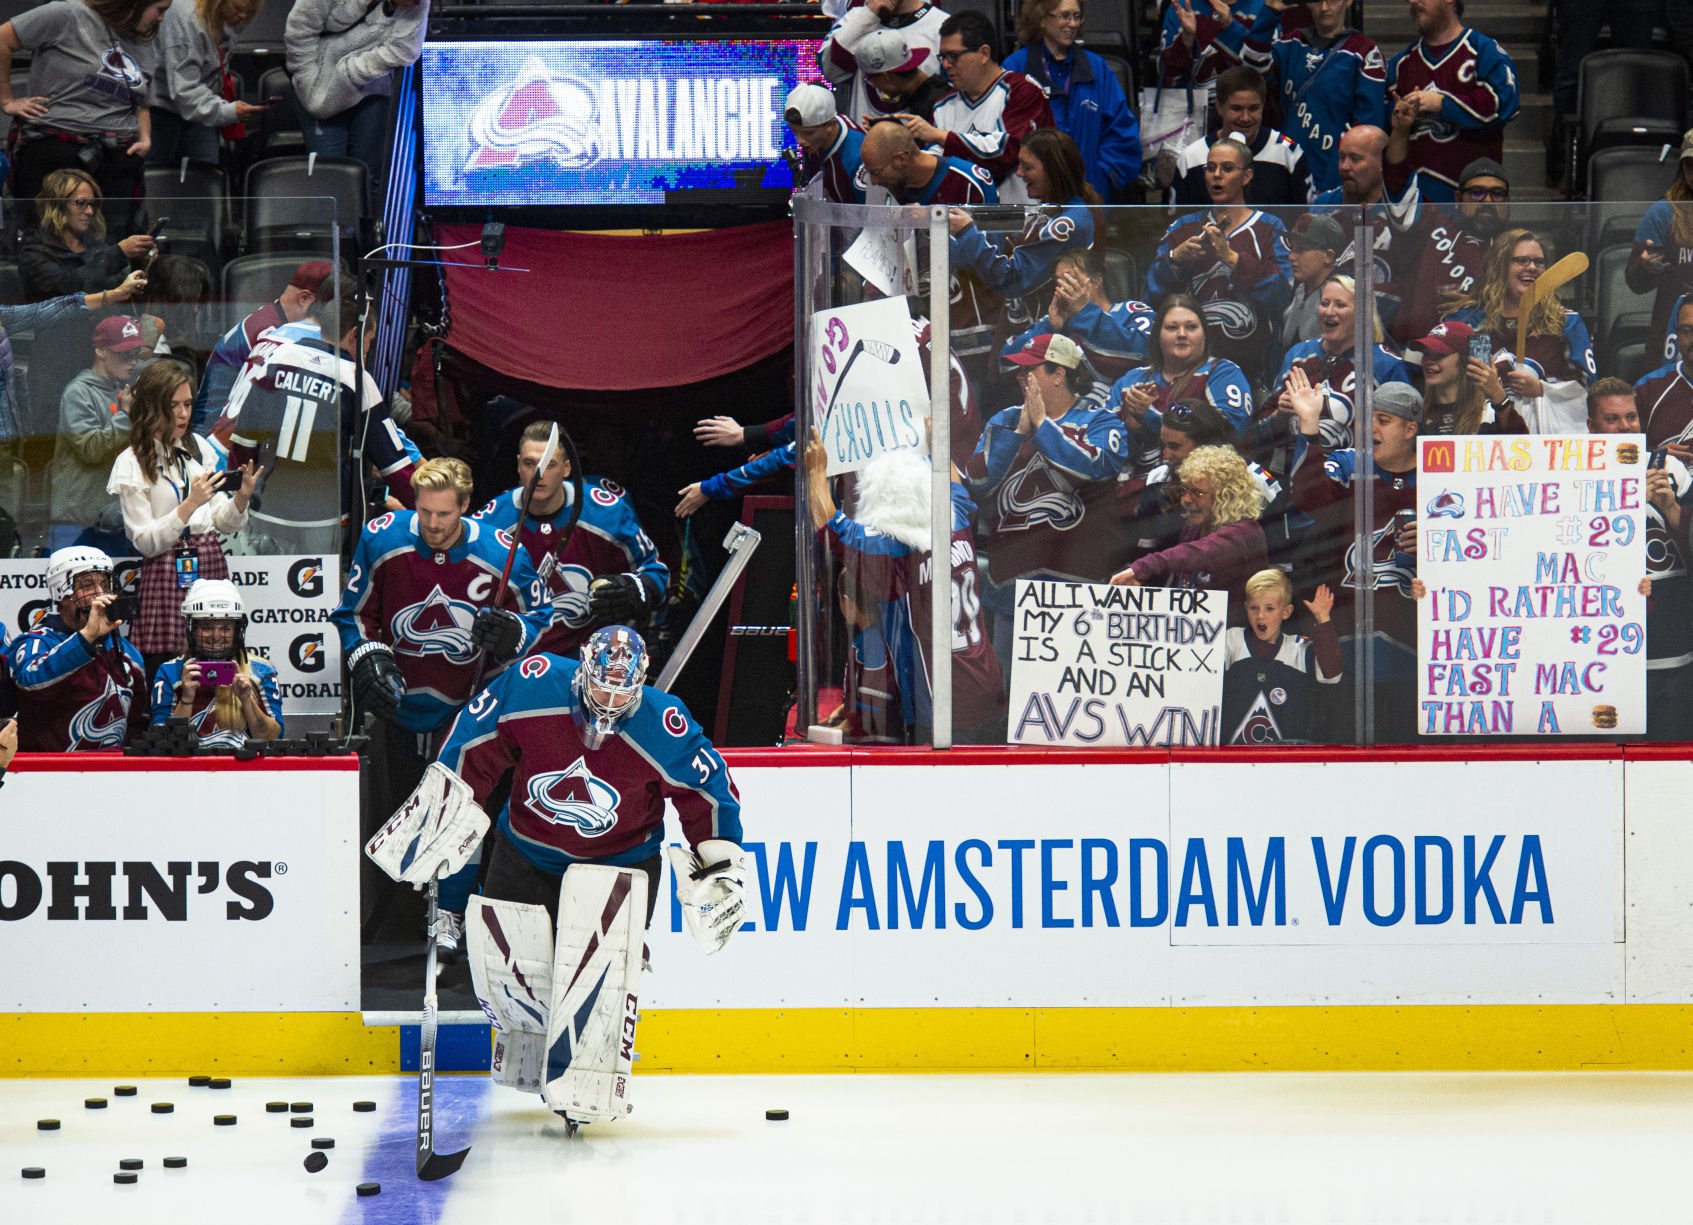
[472,477,669,658]
[331,511,551,732]
[8,617,149,751]
[439,653,743,873]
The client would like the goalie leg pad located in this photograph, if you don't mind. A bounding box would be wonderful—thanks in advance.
[541,864,649,1123]
[365,762,490,887]
[466,897,555,1091]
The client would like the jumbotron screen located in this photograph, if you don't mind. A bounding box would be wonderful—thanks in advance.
[420,39,827,207]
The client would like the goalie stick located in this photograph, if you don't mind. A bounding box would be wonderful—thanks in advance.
[417,866,470,1180]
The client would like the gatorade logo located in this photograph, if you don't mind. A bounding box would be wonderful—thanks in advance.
[289,634,326,673]
[18,599,49,631]
[287,558,325,598]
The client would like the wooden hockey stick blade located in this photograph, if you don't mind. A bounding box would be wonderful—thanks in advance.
[1515,252,1589,356]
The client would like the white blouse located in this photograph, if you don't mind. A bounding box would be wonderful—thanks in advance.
[107,434,249,558]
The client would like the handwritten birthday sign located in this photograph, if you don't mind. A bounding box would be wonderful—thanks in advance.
[1416,434,1648,736]
[808,296,931,476]
[1007,580,1227,746]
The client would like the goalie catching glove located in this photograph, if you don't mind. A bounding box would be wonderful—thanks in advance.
[366,762,491,887]
[348,640,404,720]
[665,838,749,954]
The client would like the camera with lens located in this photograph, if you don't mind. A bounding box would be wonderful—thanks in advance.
[106,593,140,624]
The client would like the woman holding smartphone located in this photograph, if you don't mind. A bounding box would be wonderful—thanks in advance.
[151,578,282,746]
[107,358,256,679]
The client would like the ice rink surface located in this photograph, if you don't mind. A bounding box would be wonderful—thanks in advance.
[3,1070,1692,1224]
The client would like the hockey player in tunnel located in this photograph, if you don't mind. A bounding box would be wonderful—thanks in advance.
[473,419,668,659]
[1222,569,1343,744]
[150,579,283,749]
[215,283,420,554]
[365,624,747,1129]
[8,547,149,752]
[332,457,551,953]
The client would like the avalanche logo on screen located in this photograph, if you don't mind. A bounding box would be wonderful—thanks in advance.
[465,56,602,172]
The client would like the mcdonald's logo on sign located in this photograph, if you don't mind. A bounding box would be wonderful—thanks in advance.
[1422,440,1456,474]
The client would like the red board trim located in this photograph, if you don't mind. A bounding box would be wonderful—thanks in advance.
[7,753,360,773]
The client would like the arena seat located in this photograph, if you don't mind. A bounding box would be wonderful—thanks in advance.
[143,162,232,276]
[1587,144,1676,252]
[1593,242,1655,378]
[256,65,306,158]
[1566,49,1688,197]
[243,155,367,254]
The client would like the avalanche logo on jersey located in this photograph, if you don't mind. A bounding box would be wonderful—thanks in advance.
[525,756,621,836]
[465,56,601,172]
[996,453,1083,533]
[1343,521,1415,596]
[390,585,478,663]
[68,680,130,749]
[551,564,594,628]
[1231,690,1284,745]
[186,707,246,750]
[1200,299,1260,345]
[87,47,144,104]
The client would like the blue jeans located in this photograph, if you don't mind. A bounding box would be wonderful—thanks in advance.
[147,108,222,168]
[294,92,389,212]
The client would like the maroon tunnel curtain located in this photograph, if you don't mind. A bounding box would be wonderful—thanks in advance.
[436,222,793,391]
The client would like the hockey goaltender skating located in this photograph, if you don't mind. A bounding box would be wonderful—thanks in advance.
[364,623,748,1160]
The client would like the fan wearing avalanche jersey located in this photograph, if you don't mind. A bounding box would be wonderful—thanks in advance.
[1633,296,1693,454]
[1001,248,1155,385]
[1384,0,1520,203]
[8,547,149,752]
[439,626,742,925]
[806,442,1007,743]
[1222,569,1343,745]
[473,421,668,660]
[214,284,418,553]
[150,579,283,749]
[820,0,949,131]
[783,84,867,204]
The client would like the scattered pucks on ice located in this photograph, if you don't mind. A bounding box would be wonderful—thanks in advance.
[113,1086,138,1097]
[310,1138,334,1150]
[214,1115,237,1127]
[356,1182,381,1197]
[765,1109,790,1121]
[21,1167,44,1179]
[188,1076,210,1087]
[85,1098,107,1110]
[291,1117,313,1128]
[352,1101,376,1113]
[290,1101,313,1113]
[163,1157,188,1169]
[265,1102,288,1113]
[209,1078,232,1090]
[151,1103,174,1114]
[114,1172,138,1185]
[36,1119,59,1131]
[303,1152,329,1174]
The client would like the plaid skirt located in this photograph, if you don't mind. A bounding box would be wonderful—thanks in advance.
[130,533,229,655]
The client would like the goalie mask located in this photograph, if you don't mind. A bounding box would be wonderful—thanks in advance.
[575,625,648,739]
[182,578,246,661]
[46,545,113,605]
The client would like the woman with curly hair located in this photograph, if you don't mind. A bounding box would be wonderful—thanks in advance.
[1443,228,1595,425]
[1109,443,1267,625]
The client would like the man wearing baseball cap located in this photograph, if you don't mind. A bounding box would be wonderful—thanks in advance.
[46,315,147,549]
[783,83,867,204]
[192,260,337,430]
[1627,130,1693,353]
[1284,213,1347,346]
[1386,156,1510,347]
[962,330,1130,672]
[820,0,948,130]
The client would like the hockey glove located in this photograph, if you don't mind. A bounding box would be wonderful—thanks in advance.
[348,640,404,720]
[471,607,524,661]
[665,838,749,955]
[588,573,651,623]
[366,762,491,887]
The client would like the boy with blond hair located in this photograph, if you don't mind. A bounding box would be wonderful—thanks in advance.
[1222,568,1343,744]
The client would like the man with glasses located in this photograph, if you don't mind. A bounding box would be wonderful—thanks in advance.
[820,0,949,131]
[46,315,146,552]
[859,115,999,206]
[1385,156,1510,347]
[1384,0,1520,203]
[8,546,149,752]
[894,11,1053,204]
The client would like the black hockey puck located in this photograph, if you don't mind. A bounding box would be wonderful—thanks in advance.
[21,1167,44,1179]
[163,1157,187,1169]
[188,1075,211,1087]
[291,1116,313,1128]
[311,1138,334,1150]
[214,1114,237,1126]
[303,1152,328,1174]
[765,1109,790,1121]
[151,1103,174,1114]
[114,1085,137,1097]
[352,1100,376,1112]
[265,1101,288,1113]
[356,1182,381,1196]
[119,1159,143,1170]
[114,1171,137,1185]
[289,1101,313,1113]
[36,1119,58,1131]
[85,1098,106,1110]
[208,1077,231,1090]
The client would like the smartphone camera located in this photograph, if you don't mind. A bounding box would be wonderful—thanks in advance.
[198,660,237,687]
[106,593,140,623]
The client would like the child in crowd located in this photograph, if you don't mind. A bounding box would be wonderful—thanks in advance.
[1221,568,1342,744]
